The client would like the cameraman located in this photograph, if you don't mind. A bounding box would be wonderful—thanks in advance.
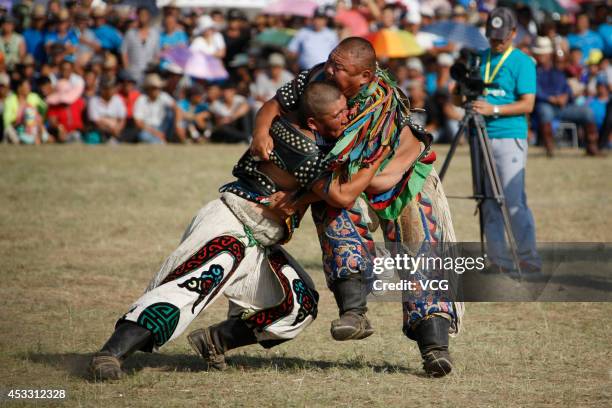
[454,7,541,273]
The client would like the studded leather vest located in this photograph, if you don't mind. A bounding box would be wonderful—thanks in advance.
[219,116,329,202]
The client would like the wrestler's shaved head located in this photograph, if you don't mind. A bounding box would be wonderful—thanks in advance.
[299,82,348,139]
[324,37,377,98]
[299,82,343,123]
[335,37,377,73]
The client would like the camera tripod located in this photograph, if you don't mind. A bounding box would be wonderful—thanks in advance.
[438,102,522,277]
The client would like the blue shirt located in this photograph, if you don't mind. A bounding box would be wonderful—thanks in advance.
[45,30,79,48]
[588,97,608,129]
[288,27,338,70]
[178,99,209,114]
[160,30,188,50]
[91,24,123,52]
[536,66,571,103]
[567,30,604,63]
[479,48,536,139]
[23,28,46,63]
[598,24,612,57]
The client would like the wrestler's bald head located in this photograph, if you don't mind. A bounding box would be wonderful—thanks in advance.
[335,37,377,73]
[324,37,377,98]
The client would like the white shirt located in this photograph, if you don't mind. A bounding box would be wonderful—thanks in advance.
[133,92,174,128]
[190,33,225,56]
[88,94,126,122]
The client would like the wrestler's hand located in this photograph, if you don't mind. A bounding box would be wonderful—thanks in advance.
[250,129,274,161]
[267,190,297,218]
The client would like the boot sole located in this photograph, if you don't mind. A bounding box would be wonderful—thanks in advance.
[331,325,374,341]
[424,357,453,378]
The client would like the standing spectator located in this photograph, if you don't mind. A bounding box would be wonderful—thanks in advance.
[74,10,101,68]
[567,13,604,64]
[91,7,123,54]
[23,5,47,65]
[0,15,26,72]
[46,78,86,143]
[133,73,177,144]
[160,11,188,50]
[209,82,251,143]
[465,8,541,273]
[44,9,79,61]
[87,78,127,143]
[532,36,600,156]
[222,9,250,67]
[287,8,338,70]
[3,76,48,144]
[121,7,160,85]
[250,53,294,110]
[176,84,210,142]
[190,16,226,59]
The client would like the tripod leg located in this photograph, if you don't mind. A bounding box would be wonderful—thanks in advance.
[438,116,470,181]
[474,124,522,277]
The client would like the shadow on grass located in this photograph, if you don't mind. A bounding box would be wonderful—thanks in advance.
[24,351,417,380]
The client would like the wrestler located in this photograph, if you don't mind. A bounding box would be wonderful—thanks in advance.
[251,37,462,377]
[89,82,391,381]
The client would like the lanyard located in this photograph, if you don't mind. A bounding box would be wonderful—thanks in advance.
[485,46,513,84]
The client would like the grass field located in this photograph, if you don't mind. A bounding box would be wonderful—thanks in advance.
[0,144,610,407]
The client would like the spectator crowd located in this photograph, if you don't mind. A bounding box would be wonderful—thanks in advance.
[0,0,609,153]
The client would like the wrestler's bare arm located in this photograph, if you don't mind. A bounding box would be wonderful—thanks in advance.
[365,127,422,195]
[250,98,280,160]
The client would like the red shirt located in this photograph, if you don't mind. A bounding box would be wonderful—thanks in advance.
[47,98,85,132]
[119,89,140,119]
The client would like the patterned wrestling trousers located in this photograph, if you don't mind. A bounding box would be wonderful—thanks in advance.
[312,168,464,338]
[120,197,318,351]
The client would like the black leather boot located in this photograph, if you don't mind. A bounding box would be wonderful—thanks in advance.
[329,276,374,341]
[415,316,453,377]
[188,317,257,371]
[89,321,152,381]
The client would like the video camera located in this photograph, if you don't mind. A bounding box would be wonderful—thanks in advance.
[450,49,495,101]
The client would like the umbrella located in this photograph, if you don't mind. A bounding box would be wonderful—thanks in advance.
[421,22,489,50]
[499,0,566,14]
[264,0,318,18]
[161,46,228,80]
[366,29,423,59]
[254,29,296,48]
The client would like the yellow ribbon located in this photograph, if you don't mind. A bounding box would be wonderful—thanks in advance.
[484,46,514,84]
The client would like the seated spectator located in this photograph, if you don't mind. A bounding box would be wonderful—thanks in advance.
[287,8,338,70]
[0,72,10,140]
[52,58,85,89]
[584,50,604,97]
[3,76,48,144]
[16,54,37,86]
[250,53,294,111]
[44,9,79,61]
[208,82,251,143]
[91,7,123,53]
[87,78,127,143]
[0,15,26,71]
[190,16,226,59]
[46,78,86,143]
[117,70,140,143]
[567,13,604,64]
[532,37,601,156]
[133,73,178,144]
[23,4,47,65]
[588,77,610,144]
[176,84,211,142]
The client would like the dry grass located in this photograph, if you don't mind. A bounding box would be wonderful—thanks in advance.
[0,144,610,407]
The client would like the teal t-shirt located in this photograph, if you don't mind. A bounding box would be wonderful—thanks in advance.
[479,48,536,139]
